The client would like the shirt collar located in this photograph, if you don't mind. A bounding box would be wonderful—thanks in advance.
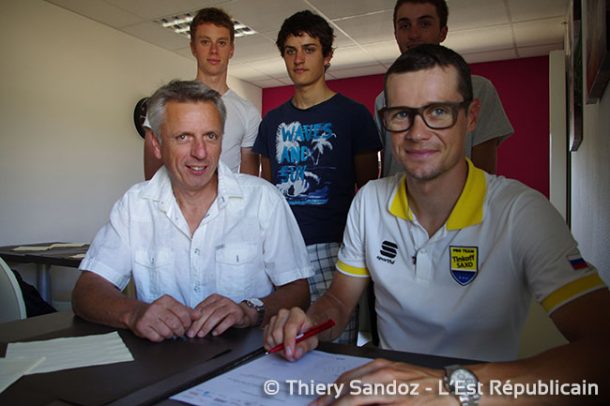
[140,167,174,212]
[388,158,486,230]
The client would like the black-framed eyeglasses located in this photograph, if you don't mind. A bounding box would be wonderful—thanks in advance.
[378,100,472,132]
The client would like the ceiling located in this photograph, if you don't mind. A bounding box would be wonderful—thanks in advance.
[45,0,569,88]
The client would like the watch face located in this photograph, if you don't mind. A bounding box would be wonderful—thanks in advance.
[452,368,476,385]
[248,298,264,307]
[447,367,480,404]
[133,97,149,139]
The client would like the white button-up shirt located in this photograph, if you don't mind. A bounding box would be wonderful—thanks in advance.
[80,162,313,307]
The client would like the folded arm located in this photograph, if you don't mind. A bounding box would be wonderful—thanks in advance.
[239,147,260,176]
[354,151,379,188]
[471,138,499,174]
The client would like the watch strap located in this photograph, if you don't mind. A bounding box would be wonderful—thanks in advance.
[242,298,265,327]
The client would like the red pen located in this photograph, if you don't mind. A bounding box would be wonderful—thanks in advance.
[266,319,336,354]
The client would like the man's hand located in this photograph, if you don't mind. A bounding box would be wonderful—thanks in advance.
[187,294,250,338]
[312,359,454,406]
[263,307,318,361]
[126,294,199,342]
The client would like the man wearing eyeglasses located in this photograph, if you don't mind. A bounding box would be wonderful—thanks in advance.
[264,45,609,405]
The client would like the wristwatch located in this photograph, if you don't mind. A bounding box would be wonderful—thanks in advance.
[443,365,480,406]
[241,298,265,327]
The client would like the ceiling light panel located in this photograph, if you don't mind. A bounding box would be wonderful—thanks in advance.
[155,13,256,38]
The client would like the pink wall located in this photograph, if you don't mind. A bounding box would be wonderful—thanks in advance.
[262,75,384,116]
[262,56,549,196]
[470,57,549,197]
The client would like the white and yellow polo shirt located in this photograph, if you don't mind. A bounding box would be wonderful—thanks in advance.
[337,159,605,362]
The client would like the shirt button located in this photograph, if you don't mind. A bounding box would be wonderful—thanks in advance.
[194,248,200,255]
[194,285,200,293]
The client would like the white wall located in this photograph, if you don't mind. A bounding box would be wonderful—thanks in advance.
[0,0,261,306]
[571,93,610,285]
[572,92,610,286]
[570,0,610,286]
[517,50,570,359]
[548,50,568,219]
[228,76,262,113]
[519,2,610,358]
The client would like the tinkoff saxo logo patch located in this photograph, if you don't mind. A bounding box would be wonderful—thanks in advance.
[449,246,478,285]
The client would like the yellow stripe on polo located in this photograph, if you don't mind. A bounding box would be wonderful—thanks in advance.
[447,159,486,230]
[387,159,486,229]
[336,260,370,277]
[388,174,411,220]
[541,273,607,313]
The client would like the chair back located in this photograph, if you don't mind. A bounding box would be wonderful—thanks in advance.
[0,256,27,322]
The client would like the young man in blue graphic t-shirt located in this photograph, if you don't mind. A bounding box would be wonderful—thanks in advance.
[253,10,382,344]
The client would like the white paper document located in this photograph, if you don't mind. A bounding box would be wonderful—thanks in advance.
[5,331,133,374]
[171,350,371,406]
[0,356,46,394]
[12,243,86,252]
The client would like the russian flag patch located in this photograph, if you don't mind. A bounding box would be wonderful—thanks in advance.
[568,255,588,271]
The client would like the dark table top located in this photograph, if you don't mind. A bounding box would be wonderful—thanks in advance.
[0,312,265,406]
[1,312,477,406]
[0,242,90,268]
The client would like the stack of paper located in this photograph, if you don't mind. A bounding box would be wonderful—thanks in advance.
[172,350,371,406]
[12,243,86,252]
[0,357,46,393]
[1,332,133,394]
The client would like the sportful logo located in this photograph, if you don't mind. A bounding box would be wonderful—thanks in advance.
[377,240,398,264]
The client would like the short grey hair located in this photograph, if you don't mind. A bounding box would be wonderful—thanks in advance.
[147,80,226,141]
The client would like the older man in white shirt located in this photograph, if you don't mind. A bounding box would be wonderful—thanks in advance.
[73,80,312,342]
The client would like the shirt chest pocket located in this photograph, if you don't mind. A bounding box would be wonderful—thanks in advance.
[134,249,175,302]
[216,243,259,301]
